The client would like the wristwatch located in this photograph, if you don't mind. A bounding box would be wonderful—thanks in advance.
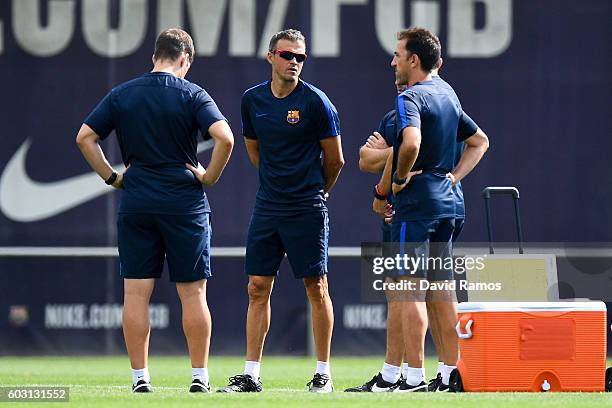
[392,171,407,185]
[373,184,387,200]
[105,171,118,185]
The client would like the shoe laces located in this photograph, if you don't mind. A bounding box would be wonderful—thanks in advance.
[307,373,330,388]
[228,374,256,388]
[428,373,442,390]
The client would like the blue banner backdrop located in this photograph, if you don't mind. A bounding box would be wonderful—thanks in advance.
[0,1,610,355]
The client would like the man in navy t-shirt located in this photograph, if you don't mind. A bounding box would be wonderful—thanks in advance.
[218,29,344,394]
[346,86,401,393]
[76,28,234,393]
[347,66,481,391]
[388,28,489,392]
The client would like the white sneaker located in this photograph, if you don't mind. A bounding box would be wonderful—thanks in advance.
[307,373,333,393]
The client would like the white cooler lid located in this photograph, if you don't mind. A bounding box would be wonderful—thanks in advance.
[457,301,606,313]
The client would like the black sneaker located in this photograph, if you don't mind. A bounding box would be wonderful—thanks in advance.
[216,374,262,393]
[344,372,399,392]
[189,378,211,393]
[307,373,333,393]
[428,373,450,392]
[394,380,428,392]
[428,373,442,391]
[132,379,153,393]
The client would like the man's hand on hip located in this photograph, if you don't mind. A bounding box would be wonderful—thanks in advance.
[186,162,213,186]
[111,172,124,189]
[391,170,422,196]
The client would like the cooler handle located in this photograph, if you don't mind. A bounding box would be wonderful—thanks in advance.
[456,318,473,339]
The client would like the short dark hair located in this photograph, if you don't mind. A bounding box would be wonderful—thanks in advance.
[268,29,305,52]
[397,28,441,72]
[154,28,194,64]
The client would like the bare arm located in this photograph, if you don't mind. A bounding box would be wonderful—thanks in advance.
[378,150,394,195]
[372,150,394,217]
[320,136,345,194]
[359,146,392,173]
[244,137,260,168]
[373,146,421,217]
[186,120,234,186]
[75,124,123,188]
[395,127,421,179]
[392,127,421,195]
[448,128,489,184]
[359,131,392,173]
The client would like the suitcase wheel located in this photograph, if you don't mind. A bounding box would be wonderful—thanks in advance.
[448,368,463,392]
[606,367,612,392]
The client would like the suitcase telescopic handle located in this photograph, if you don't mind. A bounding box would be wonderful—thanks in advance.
[482,186,524,255]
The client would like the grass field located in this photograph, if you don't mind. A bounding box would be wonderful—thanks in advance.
[0,356,610,407]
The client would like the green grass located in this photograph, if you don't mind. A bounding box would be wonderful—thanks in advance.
[0,356,609,407]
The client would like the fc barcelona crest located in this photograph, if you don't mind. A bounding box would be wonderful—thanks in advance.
[287,110,300,124]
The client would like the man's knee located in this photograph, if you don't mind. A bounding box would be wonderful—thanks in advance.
[304,276,329,302]
[124,278,155,300]
[247,277,274,303]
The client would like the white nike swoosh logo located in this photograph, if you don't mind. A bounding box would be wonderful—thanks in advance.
[371,383,393,392]
[0,138,215,222]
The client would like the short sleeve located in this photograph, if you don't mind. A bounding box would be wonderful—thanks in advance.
[396,92,421,140]
[313,93,341,140]
[457,111,479,142]
[193,90,226,141]
[241,93,256,139]
[375,115,386,136]
[84,92,115,140]
[378,110,395,146]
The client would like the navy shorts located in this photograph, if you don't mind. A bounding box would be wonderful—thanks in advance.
[245,211,329,279]
[381,220,392,243]
[117,212,211,282]
[390,218,455,281]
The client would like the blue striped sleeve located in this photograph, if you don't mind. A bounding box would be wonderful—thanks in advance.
[396,92,421,138]
[305,82,340,139]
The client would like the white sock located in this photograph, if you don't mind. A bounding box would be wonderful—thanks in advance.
[131,368,150,385]
[405,366,424,386]
[437,361,443,375]
[401,363,425,381]
[402,363,409,379]
[244,361,261,380]
[440,364,456,385]
[380,362,401,383]
[316,361,331,376]
[192,367,209,384]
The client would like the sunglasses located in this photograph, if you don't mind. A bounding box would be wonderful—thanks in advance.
[274,50,307,63]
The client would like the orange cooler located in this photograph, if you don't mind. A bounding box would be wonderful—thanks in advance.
[455,301,607,392]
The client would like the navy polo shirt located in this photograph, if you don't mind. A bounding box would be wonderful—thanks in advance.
[85,72,226,215]
[393,79,477,221]
[241,80,340,215]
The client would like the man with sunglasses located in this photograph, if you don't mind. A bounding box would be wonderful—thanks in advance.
[218,29,344,393]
